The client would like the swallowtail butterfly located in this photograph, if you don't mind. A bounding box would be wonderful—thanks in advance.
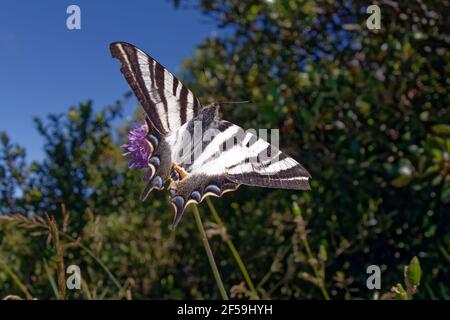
[110,42,311,227]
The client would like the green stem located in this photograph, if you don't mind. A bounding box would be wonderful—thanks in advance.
[257,244,291,297]
[43,259,59,299]
[206,198,260,299]
[192,205,228,300]
[302,237,330,300]
[61,233,126,297]
[0,255,33,300]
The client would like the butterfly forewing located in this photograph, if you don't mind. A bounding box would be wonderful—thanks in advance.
[110,42,202,135]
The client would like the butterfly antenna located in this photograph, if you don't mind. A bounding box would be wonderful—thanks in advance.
[219,100,252,105]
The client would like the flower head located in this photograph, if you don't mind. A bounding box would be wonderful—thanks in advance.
[122,121,151,169]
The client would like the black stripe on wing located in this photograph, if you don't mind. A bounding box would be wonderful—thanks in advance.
[110,41,202,136]
[226,161,311,190]
[225,136,311,190]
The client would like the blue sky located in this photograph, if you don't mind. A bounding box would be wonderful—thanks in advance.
[0,0,214,161]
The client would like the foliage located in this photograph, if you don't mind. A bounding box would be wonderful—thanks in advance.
[0,0,449,299]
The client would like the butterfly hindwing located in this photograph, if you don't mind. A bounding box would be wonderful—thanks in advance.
[166,106,311,225]
[138,116,173,201]
[169,174,239,228]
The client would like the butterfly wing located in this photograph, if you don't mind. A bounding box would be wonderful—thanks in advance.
[168,106,311,227]
[110,42,202,136]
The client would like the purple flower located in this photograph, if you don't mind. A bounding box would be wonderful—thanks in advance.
[122,121,152,170]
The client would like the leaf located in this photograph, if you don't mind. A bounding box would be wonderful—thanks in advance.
[405,256,422,288]
[431,124,450,136]
[417,156,427,175]
[0,131,9,146]
[292,202,302,216]
[319,244,327,262]
[391,175,413,188]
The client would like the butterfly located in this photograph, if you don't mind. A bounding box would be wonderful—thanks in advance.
[110,42,311,228]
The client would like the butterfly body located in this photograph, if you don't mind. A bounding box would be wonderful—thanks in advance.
[111,42,311,227]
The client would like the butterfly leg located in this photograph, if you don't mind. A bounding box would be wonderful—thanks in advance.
[170,165,188,181]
